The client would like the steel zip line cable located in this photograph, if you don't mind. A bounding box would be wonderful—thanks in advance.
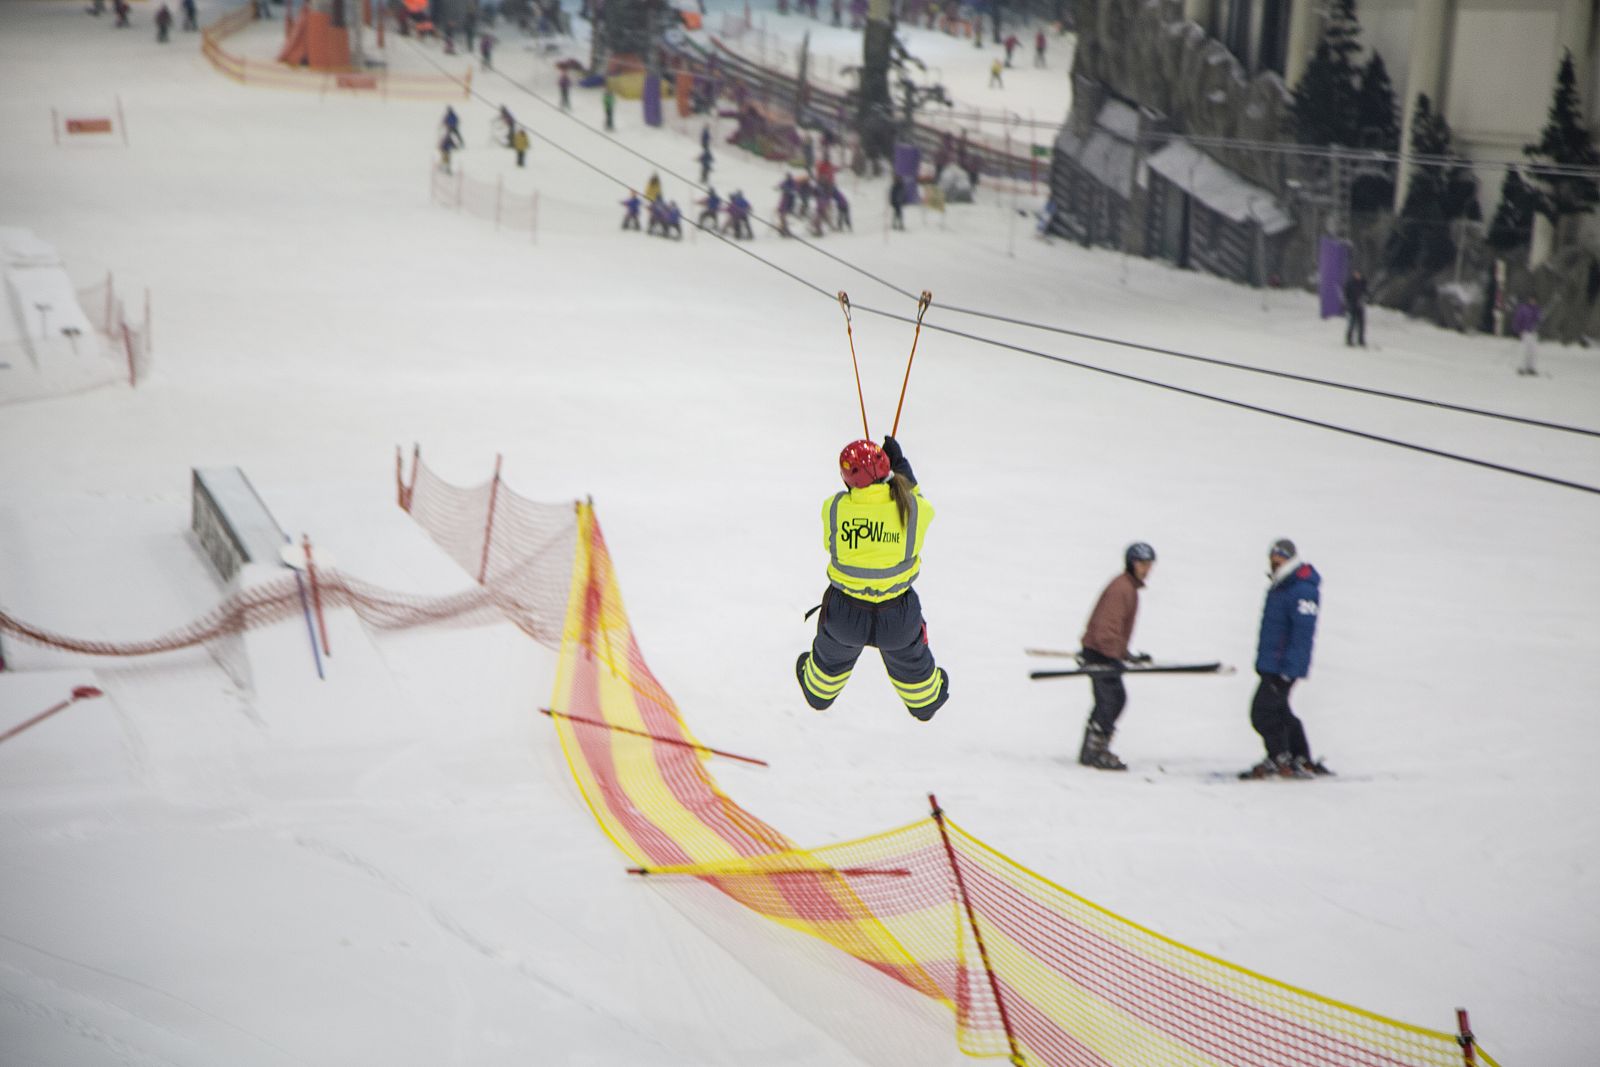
[407,44,1600,495]
[420,42,1600,441]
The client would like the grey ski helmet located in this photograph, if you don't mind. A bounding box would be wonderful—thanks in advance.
[1125,542,1157,566]
[1269,538,1297,559]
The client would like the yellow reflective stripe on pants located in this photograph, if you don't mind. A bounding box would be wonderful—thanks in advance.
[803,655,851,698]
[892,670,942,707]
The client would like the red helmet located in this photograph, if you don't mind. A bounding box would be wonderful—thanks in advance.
[839,439,890,488]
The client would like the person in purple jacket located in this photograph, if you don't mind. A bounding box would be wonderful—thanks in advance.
[1241,539,1331,779]
[620,191,642,230]
[1513,296,1542,376]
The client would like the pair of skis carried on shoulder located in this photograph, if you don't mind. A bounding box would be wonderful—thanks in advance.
[1025,649,1236,680]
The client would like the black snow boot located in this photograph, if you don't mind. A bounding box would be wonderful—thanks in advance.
[1078,723,1126,771]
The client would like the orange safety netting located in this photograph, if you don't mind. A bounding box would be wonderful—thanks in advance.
[402,452,1499,1067]
[200,8,468,99]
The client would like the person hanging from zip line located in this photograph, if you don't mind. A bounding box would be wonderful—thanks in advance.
[797,436,949,721]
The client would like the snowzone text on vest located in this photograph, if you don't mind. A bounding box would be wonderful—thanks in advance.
[839,518,902,549]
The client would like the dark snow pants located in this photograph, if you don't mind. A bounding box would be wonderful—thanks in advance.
[1346,307,1366,346]
[1249,672,1310,760]
[802,587,940,711]
[1082,648,1127,734]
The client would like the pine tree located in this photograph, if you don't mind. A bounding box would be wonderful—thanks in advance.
[1487,170,1538,251]
[1524,50,1600,229]
[1350,51,1400,209]
[1290,41,1351,145]
[1386,94,1480,271]
[1289,0,1364,147]
[1355,52,1399,151]
[1323,0,1363,71]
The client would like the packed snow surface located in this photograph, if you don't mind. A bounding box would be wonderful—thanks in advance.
[2,1,1598,1065]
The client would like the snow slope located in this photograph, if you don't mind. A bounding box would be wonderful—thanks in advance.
[2,1,1598,1064]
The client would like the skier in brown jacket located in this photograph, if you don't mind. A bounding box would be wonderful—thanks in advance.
[1077,543,1156,770]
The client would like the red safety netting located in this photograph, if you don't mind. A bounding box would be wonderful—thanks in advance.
[396,445,575,647]
[0,567,541,661]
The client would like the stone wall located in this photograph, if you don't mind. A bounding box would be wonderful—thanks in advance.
[1071,0,1292,192]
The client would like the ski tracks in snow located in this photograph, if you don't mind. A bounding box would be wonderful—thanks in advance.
[288,832,676,1061]
[0,931,312,1067]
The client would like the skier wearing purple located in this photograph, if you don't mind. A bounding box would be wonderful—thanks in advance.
[696,188,722,229]
[832,186,852,230]
[620,192,642,230]
[1241,539,1330,778]
[726,190,753,239]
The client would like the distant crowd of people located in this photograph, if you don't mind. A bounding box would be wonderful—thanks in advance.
[88,0,197,39]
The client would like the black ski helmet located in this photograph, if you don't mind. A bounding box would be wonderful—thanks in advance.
[1125,542,1156,567]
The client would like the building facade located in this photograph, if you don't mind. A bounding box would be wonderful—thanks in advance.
[1186,0,1600,208]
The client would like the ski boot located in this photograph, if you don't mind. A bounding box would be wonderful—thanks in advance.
[1296,756,1334,776]
[1240,753,1312,779]
[1078,723,1126,771]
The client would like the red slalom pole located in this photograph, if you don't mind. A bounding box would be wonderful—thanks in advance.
[890,290,933,438]
[838,291,870,439]
[0,686,104,746]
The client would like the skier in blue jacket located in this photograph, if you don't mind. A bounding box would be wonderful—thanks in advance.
[1241,538,1331,778]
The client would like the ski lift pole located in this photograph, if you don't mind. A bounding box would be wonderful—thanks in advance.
[890,290,932,437]
[837,291,870,438]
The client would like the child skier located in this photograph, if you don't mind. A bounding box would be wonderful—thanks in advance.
[726,190,753,238]
[696,187,722,229]
[620,191,642,230]
[797,437,949,721]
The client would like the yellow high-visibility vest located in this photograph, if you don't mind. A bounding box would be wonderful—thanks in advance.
[822,483,934,603]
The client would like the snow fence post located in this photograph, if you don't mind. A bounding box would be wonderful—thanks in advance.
[394,445,407,510]
[928,793,1026,1065]
[288,534,325,681]
[1455,1008,1477,1066]
[0,686,104,746]
[476,453,503,584]
[122,323,137,387]
[302,534,331,658]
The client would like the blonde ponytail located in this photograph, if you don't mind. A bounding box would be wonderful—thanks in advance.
[888,472,916,530]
